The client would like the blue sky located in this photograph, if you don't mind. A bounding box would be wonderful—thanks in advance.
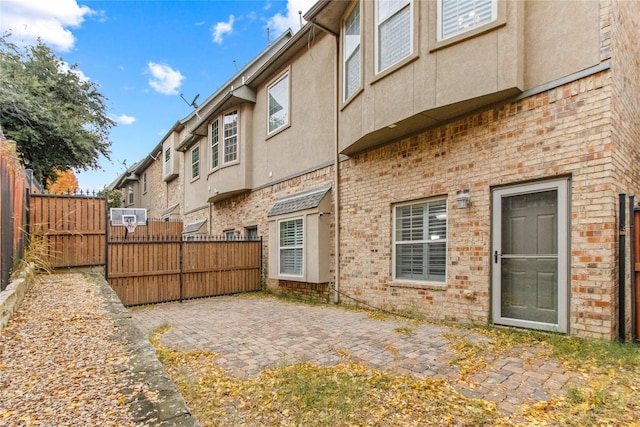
[0,0,315,191]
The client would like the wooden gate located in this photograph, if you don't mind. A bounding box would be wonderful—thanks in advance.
[29,193,107,268]
[107,236,262,306]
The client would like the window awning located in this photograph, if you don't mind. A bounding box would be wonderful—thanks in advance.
[267,185,331,217]
[183,219,207,234]
[161,203,179,218]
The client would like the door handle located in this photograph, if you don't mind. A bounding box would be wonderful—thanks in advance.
[494,250,501,263]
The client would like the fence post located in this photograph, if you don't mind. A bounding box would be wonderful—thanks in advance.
[104,195,109,280]
[260,236,264,290]
[630,195,636,342]
[179,236,183,303]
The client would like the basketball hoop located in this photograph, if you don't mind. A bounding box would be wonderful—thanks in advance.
[126,220,136,233]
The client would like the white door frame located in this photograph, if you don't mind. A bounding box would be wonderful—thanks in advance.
[491,178,569,333]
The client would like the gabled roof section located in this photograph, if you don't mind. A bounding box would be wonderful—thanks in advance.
[268,185,332,217]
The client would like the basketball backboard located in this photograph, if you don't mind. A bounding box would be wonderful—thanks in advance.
[110,208,147,227]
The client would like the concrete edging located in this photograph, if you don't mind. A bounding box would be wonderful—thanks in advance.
[0,267,35,335]
[90,272,200,427]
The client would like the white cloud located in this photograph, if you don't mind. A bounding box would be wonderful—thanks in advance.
[212,15,235,44]
[0,0,95,52]
[58,60,90,82]
[111,114,136,125]
[147,62,185,95]
[267,0,316,36]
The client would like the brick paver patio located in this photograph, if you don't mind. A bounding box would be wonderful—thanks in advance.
[130,295,582,415]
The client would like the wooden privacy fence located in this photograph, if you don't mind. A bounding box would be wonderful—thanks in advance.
[0,143,28,291]
[107,236,262,306]
[29,193,107,268]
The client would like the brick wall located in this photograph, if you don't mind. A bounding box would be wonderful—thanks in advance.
[610,0,640,338]
[338,70,616,339]
[209,165,335,292]
[141,156,166,219]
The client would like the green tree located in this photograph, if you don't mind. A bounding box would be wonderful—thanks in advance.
[97,188,123,209]
[0,36,114,187]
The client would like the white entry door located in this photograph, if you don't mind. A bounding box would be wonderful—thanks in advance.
[492,179,568,333]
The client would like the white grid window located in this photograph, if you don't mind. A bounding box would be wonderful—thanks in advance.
[376,0,412,73]
[393,199,447,282]
[439,0,497,40]
[210,120,219,170]
[163,148,171,176]
[191,145,200,180]
[268,73,289,134]
[279,217,304,276]
[343,2,361,101]
[223,110,238,164]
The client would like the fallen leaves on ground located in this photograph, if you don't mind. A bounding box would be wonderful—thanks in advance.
[151,326,507,426]
[0,274,138,426]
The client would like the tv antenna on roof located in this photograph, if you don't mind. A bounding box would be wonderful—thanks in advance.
[180,93,201,119]
[180,93,199,108]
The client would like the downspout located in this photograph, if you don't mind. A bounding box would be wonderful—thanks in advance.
[333,31,341,304]
[619,193,626,341]
[309,19,341,304]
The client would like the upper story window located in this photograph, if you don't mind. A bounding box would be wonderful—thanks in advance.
[267,72,290,135]
[438,0,497,41]
[191,144,200,180]
[376,0,413,73]
[343,2,361,101]
[143,172,147,194]
[128,186,134,205]
[163,148,171,176]
[210,120,219,170]
[223,110,238,164]
[393,198,447,283]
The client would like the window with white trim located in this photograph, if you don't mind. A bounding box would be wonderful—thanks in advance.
[438,0,497,41]
[279,217,304,277]
[128,186,134,205]
[191,145,200,180]
[210,119,219,170]
[267,72,289,134]
[163,148,171,176]
[343,2,361,101]
[393,198,447,282]
[223,110,238,164]
[143,173,147,194]
[376,0,413,73]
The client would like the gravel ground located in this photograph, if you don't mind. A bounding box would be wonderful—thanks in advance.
[0,273,187,426]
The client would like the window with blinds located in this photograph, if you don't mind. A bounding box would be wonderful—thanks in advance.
[439,0,496,41]
[279,217,304,276]
[376,0,412,73]
[343,2,361,101]
[223,110,238,164]
[393,199,447,282]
